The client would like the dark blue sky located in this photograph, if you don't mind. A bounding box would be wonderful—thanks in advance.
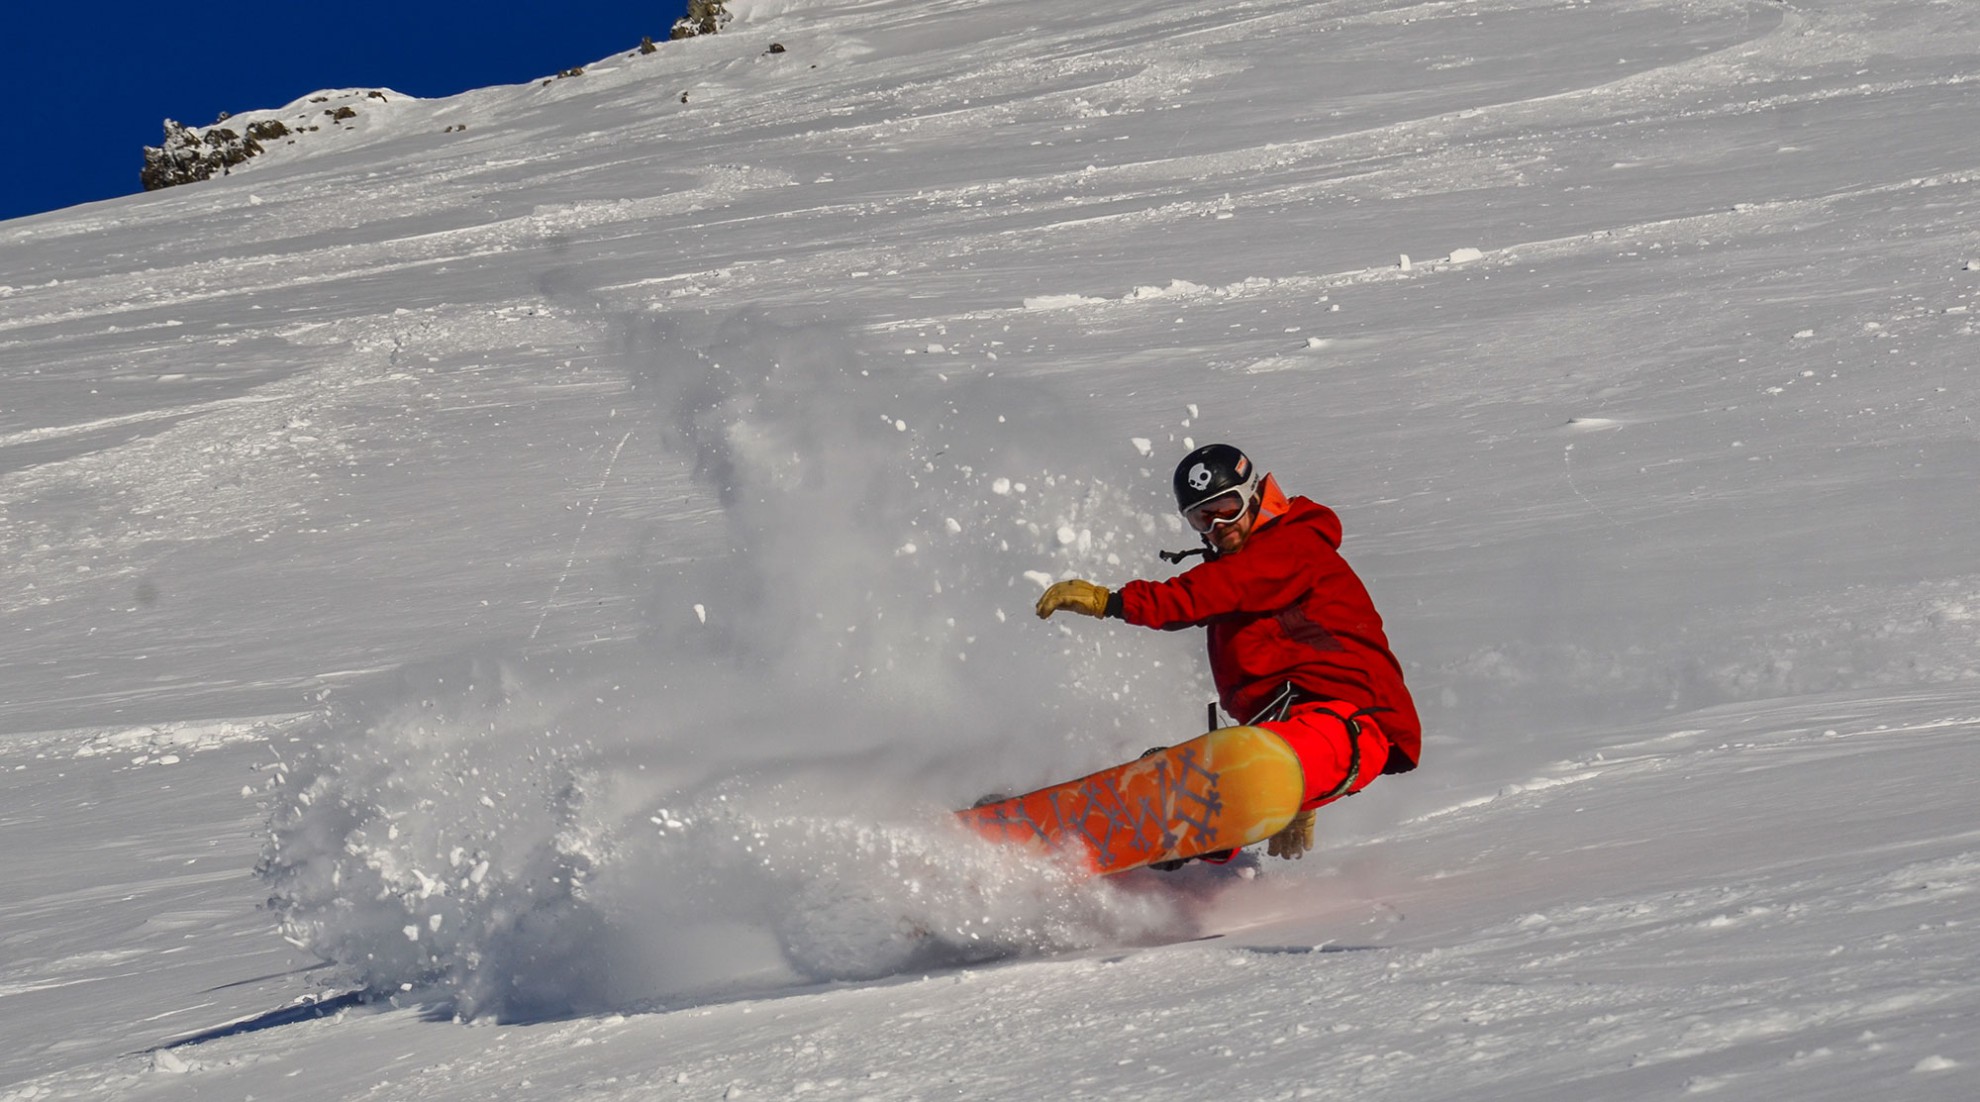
[0,2,690,223]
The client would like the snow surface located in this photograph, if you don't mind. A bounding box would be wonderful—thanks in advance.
[4,0,1980,1098]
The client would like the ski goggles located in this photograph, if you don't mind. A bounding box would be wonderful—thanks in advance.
[1183,487,1253,533]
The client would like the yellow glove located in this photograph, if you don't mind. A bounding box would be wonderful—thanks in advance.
[1267,808,1316,860]
[1035,579,1111,620]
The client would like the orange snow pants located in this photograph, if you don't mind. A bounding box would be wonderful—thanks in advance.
[1259,701,1391,811]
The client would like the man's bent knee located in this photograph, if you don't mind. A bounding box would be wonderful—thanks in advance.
[1262,702,1390,809]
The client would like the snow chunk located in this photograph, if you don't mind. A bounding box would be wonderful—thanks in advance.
[1125,280,1208,301]
[1023,293,1106,310]
[1131,437,1154,457]
[1447,247,1485,264]
[1022,570,1054,589]
[73,718,275,762]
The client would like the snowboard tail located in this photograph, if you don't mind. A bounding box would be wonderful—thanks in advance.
[955,725,1305,875]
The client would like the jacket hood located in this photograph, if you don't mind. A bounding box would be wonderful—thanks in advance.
[1259,483,1342,549]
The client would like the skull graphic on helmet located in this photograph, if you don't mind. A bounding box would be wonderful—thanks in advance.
[1171,444,1259,530]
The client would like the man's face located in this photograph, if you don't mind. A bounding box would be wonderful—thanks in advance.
[1206,506,1255,555]
[1185,488,1257,555]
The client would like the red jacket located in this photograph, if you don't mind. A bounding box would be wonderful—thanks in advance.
[1118,488,1420,770]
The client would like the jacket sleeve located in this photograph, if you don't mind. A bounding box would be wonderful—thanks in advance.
[1118,528,1324,629]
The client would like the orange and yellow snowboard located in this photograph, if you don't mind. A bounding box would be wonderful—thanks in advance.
[955,726,1306,875]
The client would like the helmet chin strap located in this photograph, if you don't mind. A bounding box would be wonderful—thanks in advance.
[1162,511,1248,563]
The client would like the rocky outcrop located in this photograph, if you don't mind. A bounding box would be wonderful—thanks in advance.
[138,91,387,192]
[140,120,270,191]
[671,0,731,40]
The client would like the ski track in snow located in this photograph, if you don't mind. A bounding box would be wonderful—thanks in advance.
[4,0,1980,1098]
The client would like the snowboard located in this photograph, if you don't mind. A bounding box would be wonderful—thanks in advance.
[955,725,1305,875]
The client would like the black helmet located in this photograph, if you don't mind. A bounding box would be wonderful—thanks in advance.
[1173,443,1259,516]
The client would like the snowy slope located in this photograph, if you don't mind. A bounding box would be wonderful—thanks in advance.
[3,0,1979,1098]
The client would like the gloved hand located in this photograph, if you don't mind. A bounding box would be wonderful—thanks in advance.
[1267,808,1316,860]
[1035,579,1111,620]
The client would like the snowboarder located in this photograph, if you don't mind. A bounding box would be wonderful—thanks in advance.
[1034,443,1420,863]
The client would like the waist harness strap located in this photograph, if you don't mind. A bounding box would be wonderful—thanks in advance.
[1313,705,1393,802]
